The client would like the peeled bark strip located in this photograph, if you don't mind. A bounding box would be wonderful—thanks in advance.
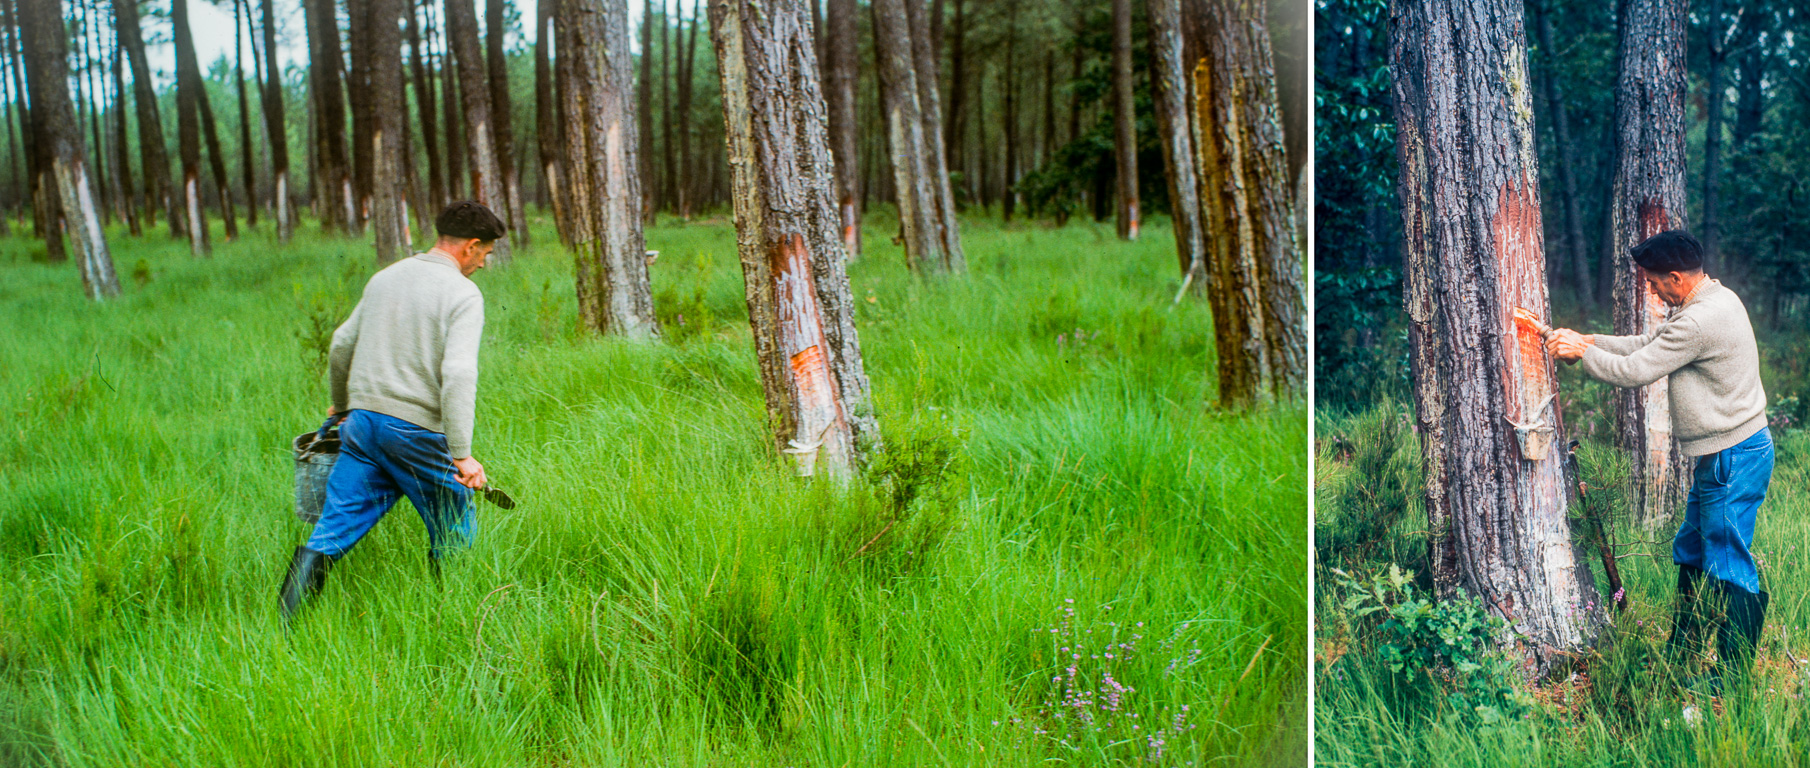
[1392,0,1605,678]
[1111,0,1137,240]
[709,0,877,476]
[558,0,659,336]
[825,0,859,257]
[871,0,942,273]
[369,0,409,264]
[20,0,118,297]
[1149,0,1206,288]
[1610,0,1689,531]
[447,0,513,263]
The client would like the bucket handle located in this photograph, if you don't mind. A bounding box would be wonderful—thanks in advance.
[319,411,349,440]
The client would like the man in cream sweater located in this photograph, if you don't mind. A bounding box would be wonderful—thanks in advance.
[1548,230,1771,692]
[279,201,502,622]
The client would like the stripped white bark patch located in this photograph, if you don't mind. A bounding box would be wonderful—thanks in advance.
[771,233,852,477]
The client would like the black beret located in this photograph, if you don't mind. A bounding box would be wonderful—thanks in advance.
[435,201,507,240]
[1630,230,1703,273]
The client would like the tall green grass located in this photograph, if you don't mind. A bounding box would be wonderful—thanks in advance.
[0,212,1304,766]
[1317,401,1810,768]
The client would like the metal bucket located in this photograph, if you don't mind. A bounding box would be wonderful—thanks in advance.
[293,428,341,524]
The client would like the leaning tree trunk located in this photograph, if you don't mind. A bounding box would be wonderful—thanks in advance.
[116,0,178,237]
[709,0,878,477]
[871,0,943,273]
[1611,0,1689,532]
[262,0,293,240]
[1111,0,1138,240]
[180,3,239,242]
[905,0,964,271]
[1149,0,1207,292]
[825,0,859,258]
[558,0,660,336]
[535,0,568,242]
[1392,0,1605,678]
[173,0,209,255]
[234,0,257,227]
[19,0,118,297]
[369,0,409,263]
[487,0,528,246]
[304,0,354,231]
[447,0,512,263]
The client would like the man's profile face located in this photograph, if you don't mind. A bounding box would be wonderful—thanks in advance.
[461,239,494,276]
[1641,268,1695,307]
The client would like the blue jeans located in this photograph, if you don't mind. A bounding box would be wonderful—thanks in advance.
[1674,426,1773,595]
[306,410,474,559]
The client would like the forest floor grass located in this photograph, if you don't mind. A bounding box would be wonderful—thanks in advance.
[0,211,1304,766]
[1316,387,1810,767]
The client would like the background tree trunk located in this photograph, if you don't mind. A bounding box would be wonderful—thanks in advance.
[174,0,210,255]
[408,0,443,213]
[1532,0,1592,307]
[1001,0,1018,223]
[447,0,512,262]
[1392,0,1605,678]
[872,0,942,272]
[487,0,528,245]
[558,0,659,336]
[825,0,859,257]
[1699,0,1726,271]
[20,0,118,296]
[709,0,878,477]
[638,0,653,219]
[438,10,465,200]
[1610,0,1690,532]
[1111,0,1138,240]
[1149,0,1206,290]
[235,0,258,228]
[305,0,354,231]
[110,46,139,237]
[116,0,178,237]
[905,0,963,269]
[261,0,293,240]
[186,16,240,242]
[534,0,567,240]
[348,0,374,231]
[370,0,409,263]
[675,0,699,218]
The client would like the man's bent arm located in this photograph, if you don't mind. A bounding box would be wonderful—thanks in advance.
[328,301,364,413]
[440,293,485,459]
[1589,330,1656,356]
[1579,316,1702,389]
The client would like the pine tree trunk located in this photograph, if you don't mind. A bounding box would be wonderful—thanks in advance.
[20,0,118,296]
[637,0,654,220]
[234,0,258,228]
[1148,0,1205,289]
[487,0,528,245]
[1001,0,1018,223]
[675,0,700,219]
[872,0,943,272]
[534,0,567,240]
[1392,0,1605,678]
[173,0,211,254]
[261,0,293,240]
[1532,0,1591,306]
[407,2,443,212]
[942,0,963,196]
[438,9,465,200]
[825,0,859,257]
[709,0,878,477]
[1611,0,1689,532]
[364,0,408,263]
[116,0,178,236]
[1111,0,1138,240]
[660,0,675,213]
[185,17,239,242]
[305,0,354,231]
[1700,0,1725,271]
[447,0,512,262]
[906,0,963,269]
[348,0,374,231]
[557,0,659,336]
[110,46,140,237]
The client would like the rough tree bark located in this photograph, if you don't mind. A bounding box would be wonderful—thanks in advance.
[1392,0,1605,678]
[905,0,964,269]
[305,0,355,230]
[1611,0,1689,532]
[487,0,528,245]
[116,0,178,236]
[534,0,567,240]
[825,0,859,257]
[871,0,946,273]
[447,0,513,262]
[260,0,293,240]
[557,0,659,336]
[709,0,878,476]
[19,0,118,296]
[1149,0,1207,289]
[369,0,409,263]
[1111,0,1138,240]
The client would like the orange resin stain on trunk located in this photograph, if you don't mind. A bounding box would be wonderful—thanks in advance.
[1494,180,1554,425]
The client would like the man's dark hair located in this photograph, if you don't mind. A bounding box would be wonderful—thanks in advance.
[1631,230,1703,273]
[436,201,507,241]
